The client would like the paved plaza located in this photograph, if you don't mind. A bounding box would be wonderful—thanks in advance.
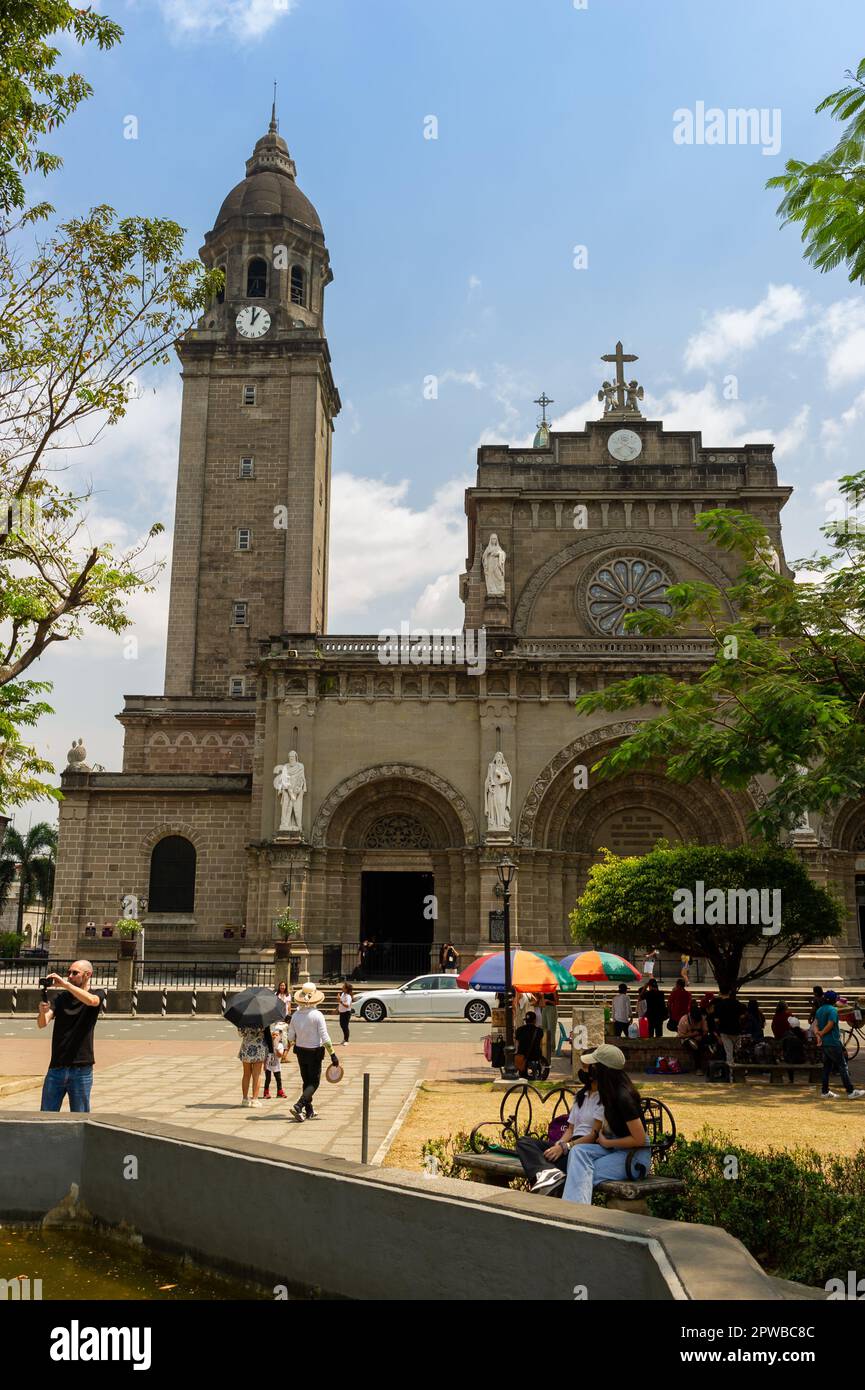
[0,1017,492,1164]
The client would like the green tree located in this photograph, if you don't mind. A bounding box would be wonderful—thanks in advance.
[0,820,57,941]
[0,4,223,813]
[768,57,865,284]
[0,1,122,215]
[569,844,841,995]
[0,208,221,810]
[574,475,865,837]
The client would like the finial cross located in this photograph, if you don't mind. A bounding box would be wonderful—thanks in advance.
[533,391,554,423]
[601,340,638,410]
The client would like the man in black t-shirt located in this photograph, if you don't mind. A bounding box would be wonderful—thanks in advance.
[713,991,745,1081]
[37,960,105,1112]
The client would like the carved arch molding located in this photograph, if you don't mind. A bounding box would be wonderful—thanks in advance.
[310,763,478,848]
[516,720,764,847]
[512,531,736,636]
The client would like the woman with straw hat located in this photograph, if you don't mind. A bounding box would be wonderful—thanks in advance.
[286,982,340,1121]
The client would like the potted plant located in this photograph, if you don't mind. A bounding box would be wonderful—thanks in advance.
[274,909,301,959]
[116,917,142,957]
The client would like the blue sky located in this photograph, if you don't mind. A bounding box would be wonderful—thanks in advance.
[13,0,865,824]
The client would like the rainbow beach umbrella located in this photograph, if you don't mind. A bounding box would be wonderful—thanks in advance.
[560,950,641,983]
[457,950,574,993]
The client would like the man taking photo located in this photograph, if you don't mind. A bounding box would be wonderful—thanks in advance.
[36,960,105,1113]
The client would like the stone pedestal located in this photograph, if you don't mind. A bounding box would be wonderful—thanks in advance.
[116,956,134,992]
[569,1006,605,1077]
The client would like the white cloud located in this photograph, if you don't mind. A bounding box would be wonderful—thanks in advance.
[820,301,865,387]
[683,284,806,370]
[328,472,469,626]
[439,369,485,390]
[821,385,865,442]
[156,0,297,42]
[411,573,464,630]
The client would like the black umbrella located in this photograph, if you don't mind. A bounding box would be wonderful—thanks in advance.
[223,987,284,1030]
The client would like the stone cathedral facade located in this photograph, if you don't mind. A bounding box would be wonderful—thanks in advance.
[52,118,865,987]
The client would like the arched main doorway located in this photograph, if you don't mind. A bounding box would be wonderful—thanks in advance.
[311,766,477,979]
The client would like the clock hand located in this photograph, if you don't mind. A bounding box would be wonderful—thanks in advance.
[250,308,259,325]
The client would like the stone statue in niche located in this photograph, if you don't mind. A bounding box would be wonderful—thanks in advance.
[485,751,512,832]
[482,533,506,596]
[273,751,306,834]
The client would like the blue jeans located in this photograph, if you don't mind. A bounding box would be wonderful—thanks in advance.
[41,1066,94,1113]
[562,1141,652,1205]
[821,1043,853,1095]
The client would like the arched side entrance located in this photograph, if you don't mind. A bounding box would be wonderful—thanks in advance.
[514,724,756,950]
[310,767,477,979]
[147,834,197,913]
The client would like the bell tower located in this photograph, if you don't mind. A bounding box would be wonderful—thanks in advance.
[164,105,340,699]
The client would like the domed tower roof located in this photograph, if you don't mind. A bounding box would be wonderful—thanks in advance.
[212,105,323,236]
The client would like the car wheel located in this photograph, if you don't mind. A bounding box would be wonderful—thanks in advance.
[361,999,386,1023]
[465,999,490,1024]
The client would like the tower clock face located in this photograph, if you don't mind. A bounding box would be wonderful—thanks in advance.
[235,305,271,339]
[608,428,643,462]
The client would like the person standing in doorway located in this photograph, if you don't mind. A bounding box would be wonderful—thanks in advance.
[287,982,339,1121]
[439,942,460,975]
[337,982,353,1045]
[37,962,105,1113]
[611,983,631,1038]
[815,989,865,1100]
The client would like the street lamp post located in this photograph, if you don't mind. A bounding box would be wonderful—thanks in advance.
[496,854,519,1080]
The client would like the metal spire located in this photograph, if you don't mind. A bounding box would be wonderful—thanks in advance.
[270,81,278,133]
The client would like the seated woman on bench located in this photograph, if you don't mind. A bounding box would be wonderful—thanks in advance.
[561,1045,650,1205]
[515,1064,603,1195]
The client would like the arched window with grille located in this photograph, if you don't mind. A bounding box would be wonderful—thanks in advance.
[290,265,305,306]
[148,836,196,913]
[247,258,268,298]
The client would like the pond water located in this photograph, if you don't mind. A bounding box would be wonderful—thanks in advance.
[0,1225,273,1300]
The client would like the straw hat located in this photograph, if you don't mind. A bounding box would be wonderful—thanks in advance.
[325,1062,344,1084]
[293,982,325,1008]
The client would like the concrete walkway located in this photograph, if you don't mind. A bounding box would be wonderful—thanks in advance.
[0,1053,426,1165]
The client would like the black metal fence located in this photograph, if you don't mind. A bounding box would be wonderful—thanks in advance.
[132,960,269,989]
[0,959,118,987]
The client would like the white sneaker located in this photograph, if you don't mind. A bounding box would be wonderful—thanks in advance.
[241,1097,251,1107]
[249,1099,262,1108]
[821,1090,840,1099]
[530,1169,566,1194]
[848,1089,865,1100]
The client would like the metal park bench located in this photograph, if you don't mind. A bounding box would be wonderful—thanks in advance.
[453,1084,685,1214]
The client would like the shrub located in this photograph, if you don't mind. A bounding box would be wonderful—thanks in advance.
[0,931,24,958]
[651,1128,865,1287]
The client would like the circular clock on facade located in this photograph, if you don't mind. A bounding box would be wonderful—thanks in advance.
[235,305,272,339]
[607,428,643,462]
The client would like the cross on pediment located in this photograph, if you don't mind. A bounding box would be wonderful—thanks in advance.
[599,339,644,417]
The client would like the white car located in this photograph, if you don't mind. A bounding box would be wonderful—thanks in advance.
[352,975,496,1023]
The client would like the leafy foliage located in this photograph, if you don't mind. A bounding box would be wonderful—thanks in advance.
[569,843,841,993]
[767,57,865,284]
[0,2,122,215]
[575,481,865,837]
[0,820,57,936]
[0,931,23,958]
[652,1130,865,1288]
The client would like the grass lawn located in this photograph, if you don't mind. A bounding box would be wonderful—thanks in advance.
[382,1077,865,1172]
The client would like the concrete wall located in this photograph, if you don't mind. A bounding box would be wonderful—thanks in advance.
[0,1114,784,1302]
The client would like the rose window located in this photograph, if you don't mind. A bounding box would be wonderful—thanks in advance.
[586,557,673,635]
